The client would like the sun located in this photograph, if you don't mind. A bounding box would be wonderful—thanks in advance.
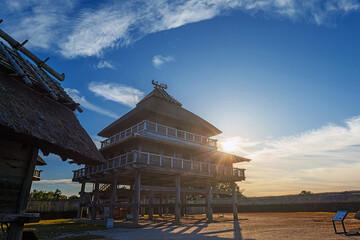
[219,138,238,153]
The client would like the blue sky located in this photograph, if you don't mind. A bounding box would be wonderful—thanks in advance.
[2,0,360,196]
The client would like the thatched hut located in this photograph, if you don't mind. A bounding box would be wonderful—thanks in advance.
[0,24,104,239]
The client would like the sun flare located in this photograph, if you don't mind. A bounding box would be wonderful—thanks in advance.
[219,138,238,153]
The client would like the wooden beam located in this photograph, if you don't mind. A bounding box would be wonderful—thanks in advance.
[109,177,117,219]
[91,180,99,220]
[206,179,213,222]
[77,182,86,219]
[149,190,154,220]
[8,147,38,240]
[165,196,169,215]
[175,175,181,224]
[231,181,238,220]
[132,170,141,224]
[159,194,163,217]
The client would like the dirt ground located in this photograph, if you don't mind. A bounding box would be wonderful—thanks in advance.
[78,213,360,240]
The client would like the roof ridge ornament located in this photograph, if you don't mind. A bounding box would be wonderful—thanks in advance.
[152,79,167,90]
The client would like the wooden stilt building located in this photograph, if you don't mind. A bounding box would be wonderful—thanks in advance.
[0,23,104,239]
[73,80,250,224]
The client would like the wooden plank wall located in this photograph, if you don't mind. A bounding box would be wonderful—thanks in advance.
[0,139,32,213]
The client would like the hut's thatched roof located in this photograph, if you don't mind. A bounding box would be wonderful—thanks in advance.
[36,155,47,166]
[98,85,222,137]
[0,29,104,164]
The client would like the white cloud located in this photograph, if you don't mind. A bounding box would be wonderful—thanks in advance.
[88,82,144,108]
[152,55,175,69]
[2,0,76,49]
[39,178,73,184]
[91,135,106,149]
[219,116,360,197]
[94,60,117,70]
[65,88,120,119]
[3,0,358,58]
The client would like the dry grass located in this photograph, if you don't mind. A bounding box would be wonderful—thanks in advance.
[24,219,112,240]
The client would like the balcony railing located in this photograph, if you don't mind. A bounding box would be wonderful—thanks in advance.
[73,150,245,181]
[100,120,217,149]
[33,169,42,181]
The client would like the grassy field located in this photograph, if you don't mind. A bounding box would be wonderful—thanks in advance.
[24,219,112,240]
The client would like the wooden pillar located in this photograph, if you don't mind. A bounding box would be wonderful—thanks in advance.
[231,181,238,220]
[140,195,145,216]
[91,180,99,220]
[8,147,38,240]
[206,179,213,222]
[132,170,141,224]
[175,174,181,223]
[149,190,154,220]
[109,177,117,219]
[180,192,186,217]
[77,182,86,219]
[165,195,169,215]
[159,194,163,217]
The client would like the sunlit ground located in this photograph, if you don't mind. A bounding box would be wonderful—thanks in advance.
[19,213,360,240]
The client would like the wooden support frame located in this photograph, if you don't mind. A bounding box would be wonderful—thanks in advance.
[231,182,238,220]
[175,175,181,224]
[91,181,99,220]
[148,190,154,220]
[7,147,38,240]
[206,179,213,222]
[109,177,117,219]
[132,171,141,224]
[77,182,86,219]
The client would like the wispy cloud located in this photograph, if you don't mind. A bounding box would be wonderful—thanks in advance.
[88,82,144,108]
[152,55,175,69]
[3,0,359,58]
[65,88,120,119]
[94,60,117,70]
[219,116,360,196]
[91,135,106,149]
[39,178,73,184]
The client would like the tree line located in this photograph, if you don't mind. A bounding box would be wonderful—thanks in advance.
[30,189,79,200]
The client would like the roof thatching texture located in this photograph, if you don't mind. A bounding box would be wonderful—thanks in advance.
[0,72,104,164]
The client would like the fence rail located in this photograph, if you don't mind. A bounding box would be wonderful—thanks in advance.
[73,150,245,181]
[100,120,217,149]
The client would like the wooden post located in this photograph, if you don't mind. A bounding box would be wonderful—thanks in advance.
[109,177,117,219]
[8,147,38,240]
[206,179,213,222]
[175,175,181,224]
[77,182,86,219]
[133,171,141,224]
[180,192,185,217]
[91,180,99,220]
[231,181,238,220]
[159,194,163,217]
[165,196,169,215]
[140,195,145,216]
[149,190,154,220]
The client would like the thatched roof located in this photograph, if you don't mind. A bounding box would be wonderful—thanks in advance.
[98,85,222,137]
[0,29,104,164]
[0,73,104,164]
[36,155,47,166]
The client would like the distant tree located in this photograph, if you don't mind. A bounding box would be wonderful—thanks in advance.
[30,189,68,200]
[299,190,313,195]
[68,195,79,200]
[213,182,245,199]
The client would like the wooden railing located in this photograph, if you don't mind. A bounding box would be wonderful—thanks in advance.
[100,120,217,149]
[73,150,245,181]
[33,169,42,181]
